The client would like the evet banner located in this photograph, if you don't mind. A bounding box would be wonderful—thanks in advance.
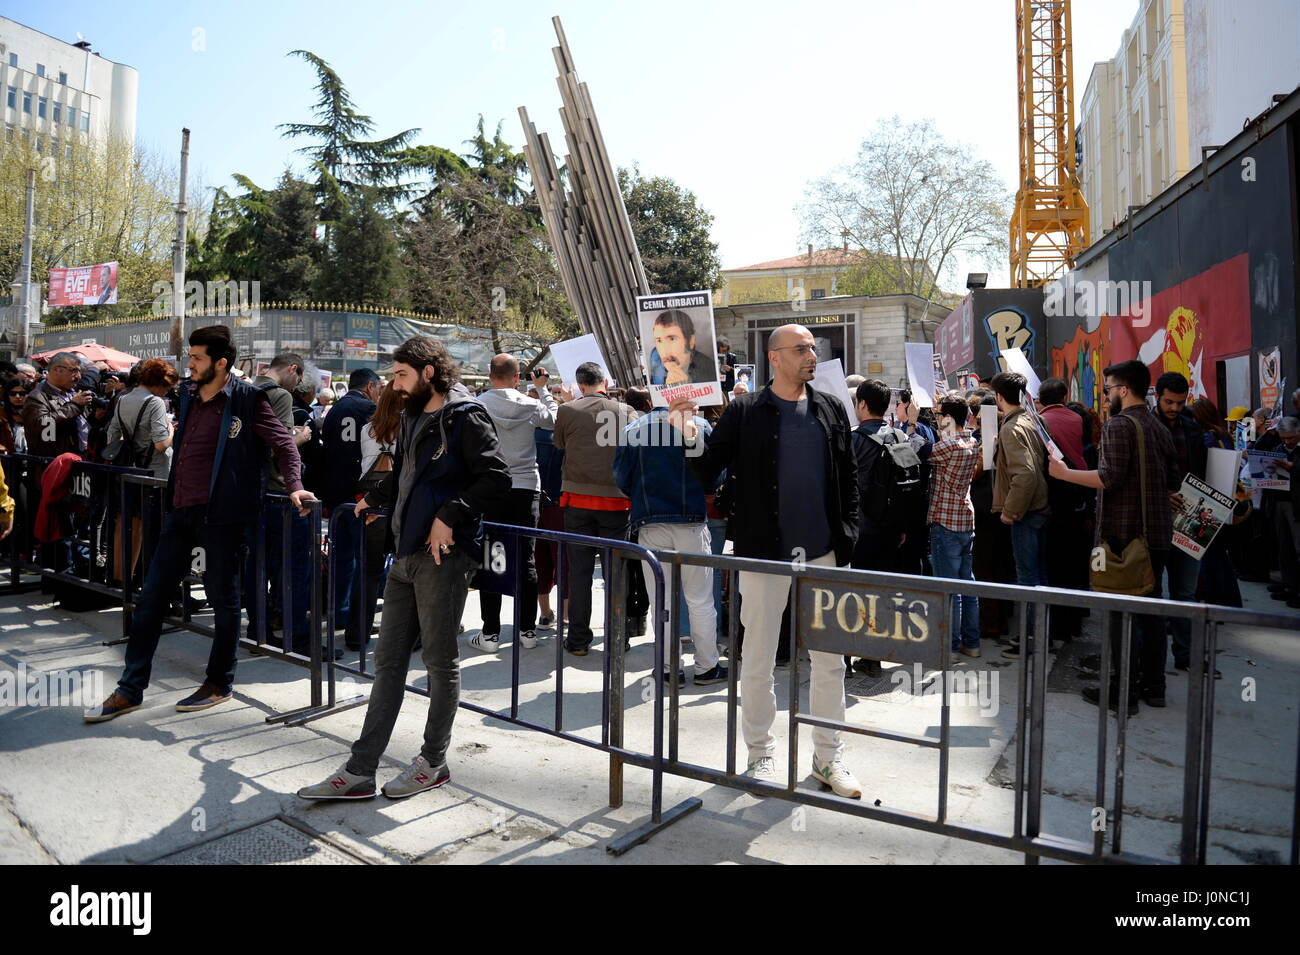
[48,262,119,306]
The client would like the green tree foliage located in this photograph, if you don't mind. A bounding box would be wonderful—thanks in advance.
[317,186,399,306]
[399,118,574,354]
[278,50,417,239]
[0,135,178,326]
[618,165,720,294]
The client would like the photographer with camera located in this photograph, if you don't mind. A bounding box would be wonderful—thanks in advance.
[22,353,92,458]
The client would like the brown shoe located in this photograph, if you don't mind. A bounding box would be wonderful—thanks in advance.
[83,690,141,723]
[175,682,233,712]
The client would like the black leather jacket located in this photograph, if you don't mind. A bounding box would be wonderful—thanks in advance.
[688,384,859,564]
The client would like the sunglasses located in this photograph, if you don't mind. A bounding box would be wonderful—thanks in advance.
[8,390,27,396]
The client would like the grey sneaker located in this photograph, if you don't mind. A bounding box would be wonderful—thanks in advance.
[811,757,863,799]
[297,764,376,801]
[744,755,778,796]
[382,754,450,799]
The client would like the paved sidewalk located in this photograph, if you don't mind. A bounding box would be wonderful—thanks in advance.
[1,572,1295,864]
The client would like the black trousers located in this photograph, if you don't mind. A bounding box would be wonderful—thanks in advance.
[480,489,540,635]
[1107,545,1169,696]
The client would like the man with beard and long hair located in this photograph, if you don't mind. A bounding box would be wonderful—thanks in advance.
[85,326,317,722]
[1050,359,1179,714]
[298,336,510,801]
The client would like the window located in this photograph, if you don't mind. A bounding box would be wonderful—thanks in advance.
[5,86,14,109]
[35,136,42,152]
[811,288,826,299]
[58,72,68,85]
[37,96,46,119]
[65,143,72,161]
[80,111,88,131]
[52,102,60,123]
[66,106,76,128]
[22,91,31,113]
[36,64,45,78]
[20,127,29,142]
[4,124,12,143]
[7,53,15,68]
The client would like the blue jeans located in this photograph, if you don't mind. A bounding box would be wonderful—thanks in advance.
[118,506,246,703]
[330,506,361,631]
[1009,508,1050,636]
[929,524,980,650]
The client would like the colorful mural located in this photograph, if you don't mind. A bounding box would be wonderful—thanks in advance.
[1050,254,1253,411]
[1051,315,1111,414]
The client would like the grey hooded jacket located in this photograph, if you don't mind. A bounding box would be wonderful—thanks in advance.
[477,385,557,491]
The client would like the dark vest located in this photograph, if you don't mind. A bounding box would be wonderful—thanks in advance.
[166,376,271,524]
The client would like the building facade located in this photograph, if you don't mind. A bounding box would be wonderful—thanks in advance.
[1079,0,1300,240]
[713,293,948,387]
[0,16,138,154]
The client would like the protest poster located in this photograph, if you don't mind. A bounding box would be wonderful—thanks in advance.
[979,404,998,470]
[904,342,938,408]
[549,334,609,390]
[932,352,947,398]
[636,290,722,407]
[999,347,1041,400]
[1259,347,1281,411]
[1206,447,1241,498]
[812,358,856,424]
[1171,474,1234,559]
[732,364,756,393]
[48,261,119,306]
[1245,450,1290,490]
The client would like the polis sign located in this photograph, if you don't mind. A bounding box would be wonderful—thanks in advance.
[796,578,948,667]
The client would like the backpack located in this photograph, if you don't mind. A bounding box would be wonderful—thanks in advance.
[101,396,156,471]
[855,425,924,529]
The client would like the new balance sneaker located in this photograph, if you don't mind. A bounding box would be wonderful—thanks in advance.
[382,755,450,799]
[297,764,376,801]
[811,757,863,799]
[517,629,539,649]
[470,631,500,653]
[693,663,729,685]
[175,683,233,712]
[83,690,141,724]
[744,755,778,795]
[537,615,557,631]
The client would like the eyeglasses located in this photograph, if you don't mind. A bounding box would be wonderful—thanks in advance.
[771,344,818,356]
[1102,384,1126,395]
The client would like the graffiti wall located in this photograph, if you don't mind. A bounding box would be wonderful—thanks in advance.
[941,288,1048,383]
[1049,108,1298,414]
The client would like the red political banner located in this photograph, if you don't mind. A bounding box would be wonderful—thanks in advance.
[48,262,119,307]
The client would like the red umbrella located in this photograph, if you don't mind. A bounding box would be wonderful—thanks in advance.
[31,344,142,372]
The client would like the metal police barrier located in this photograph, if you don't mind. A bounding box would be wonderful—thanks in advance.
[293,508,701,844]
[0,452,331,722]
[634,548,1300,865]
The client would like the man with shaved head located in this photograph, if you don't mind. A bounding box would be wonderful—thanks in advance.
[669,323,863,798]
[472,353,558,651]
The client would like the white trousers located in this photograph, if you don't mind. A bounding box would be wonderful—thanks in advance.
[739,551,845,764]
[637,521,719,673]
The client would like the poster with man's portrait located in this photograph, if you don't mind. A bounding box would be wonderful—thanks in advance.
[636,290,723,406]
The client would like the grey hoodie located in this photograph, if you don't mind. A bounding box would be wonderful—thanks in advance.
[478,385,557,491]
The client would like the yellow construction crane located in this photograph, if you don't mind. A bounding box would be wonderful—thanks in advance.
[1011,0,1090,288]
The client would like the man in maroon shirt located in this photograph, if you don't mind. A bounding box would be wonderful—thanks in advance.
[85,326,317,723]
[1039,376,1093,641]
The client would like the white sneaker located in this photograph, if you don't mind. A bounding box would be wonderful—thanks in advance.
[517,629,538,649]
[744,755,778,796]
[470,631,500,653]
[811,757,863,799]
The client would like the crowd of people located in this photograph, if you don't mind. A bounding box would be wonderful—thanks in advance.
[1,321,1295,804]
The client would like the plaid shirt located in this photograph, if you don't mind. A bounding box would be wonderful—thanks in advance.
[927,432,979,532]
[1097,405,1179,550]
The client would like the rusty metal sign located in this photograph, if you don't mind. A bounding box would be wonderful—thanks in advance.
[796,577,949,667]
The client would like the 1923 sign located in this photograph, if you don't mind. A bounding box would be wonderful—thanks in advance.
[795,577,949,667]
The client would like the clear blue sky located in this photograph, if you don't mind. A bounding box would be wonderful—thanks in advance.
[11,0,1141,286]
